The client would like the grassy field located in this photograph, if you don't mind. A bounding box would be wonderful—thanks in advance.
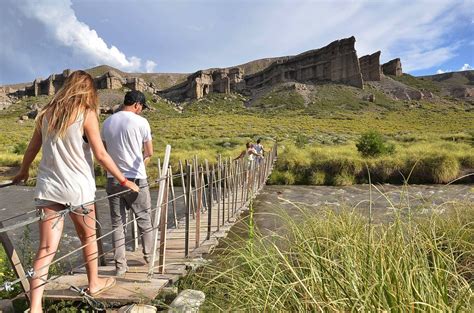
[0,83,473,185]
[179,202,474,311]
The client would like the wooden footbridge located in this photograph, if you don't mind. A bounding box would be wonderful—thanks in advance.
[0,145,277,307]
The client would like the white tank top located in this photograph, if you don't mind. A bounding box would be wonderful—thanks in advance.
[34,113,96,206]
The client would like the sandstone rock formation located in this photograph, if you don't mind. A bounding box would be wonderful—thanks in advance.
[161,36,368,101]
[359,51,382,81]
[245,37,363,90]
[8,69,157,100]
[2,36,412,104]
[159,68,244,102]
[382,58,403,76]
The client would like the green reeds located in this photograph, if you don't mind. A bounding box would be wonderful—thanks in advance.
[181,203,473,311]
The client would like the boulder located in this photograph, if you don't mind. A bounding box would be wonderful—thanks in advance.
[168,289,205,312]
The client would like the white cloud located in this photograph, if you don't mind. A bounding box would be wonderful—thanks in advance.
[16,0,156,73]
[436,69,446,74]
[236,0,470,74]
[145,60,157,73]
[460,63,473,71]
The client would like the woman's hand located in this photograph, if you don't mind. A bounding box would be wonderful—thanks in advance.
[12,169,29,184]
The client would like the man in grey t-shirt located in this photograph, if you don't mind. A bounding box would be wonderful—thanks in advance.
[102,90,154,276]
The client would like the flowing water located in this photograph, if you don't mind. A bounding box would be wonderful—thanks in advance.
[0,184,472,265]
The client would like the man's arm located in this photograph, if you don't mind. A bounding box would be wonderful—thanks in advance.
[143,140,153,166]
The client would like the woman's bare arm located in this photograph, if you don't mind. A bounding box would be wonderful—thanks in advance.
[12,126,42,183]
[84,110,139,192]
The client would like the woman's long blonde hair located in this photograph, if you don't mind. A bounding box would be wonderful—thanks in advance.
[36,70,98,138]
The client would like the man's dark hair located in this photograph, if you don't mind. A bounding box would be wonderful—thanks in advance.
[257,138,261,144]
[124,90,149,109]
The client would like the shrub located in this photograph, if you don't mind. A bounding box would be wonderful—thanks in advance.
[309,171,326,185]
[267,170,295,185]
[12,142,27,155]
[356,131,395,157]
[332,173,356,186]
[295,134,309,148]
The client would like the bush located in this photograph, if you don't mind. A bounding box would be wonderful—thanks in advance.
[12,142,27,155]
[309,171,326,185]
[267,170,295,185]
[356,131,395,157]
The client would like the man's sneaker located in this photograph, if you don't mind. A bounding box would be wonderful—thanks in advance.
[115,266,128,277]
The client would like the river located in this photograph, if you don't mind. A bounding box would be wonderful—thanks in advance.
[0,184,472,265]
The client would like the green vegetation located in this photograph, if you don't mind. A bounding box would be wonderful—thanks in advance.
[0,78,473,185]
[270,141,473,185]
[356,131,395,157]
[391,74,441,93]
[180,203,474,311]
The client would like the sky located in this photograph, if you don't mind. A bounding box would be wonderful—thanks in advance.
[0,0,473,85]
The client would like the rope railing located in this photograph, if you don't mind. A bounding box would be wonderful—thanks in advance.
[0,144,278,305]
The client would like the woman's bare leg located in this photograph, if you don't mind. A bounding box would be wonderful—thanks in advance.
[30,205,64,313]
[69,204,110,294]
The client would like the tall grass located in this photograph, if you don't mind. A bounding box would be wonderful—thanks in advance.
[269,141,474,185]
[181,204,473,311]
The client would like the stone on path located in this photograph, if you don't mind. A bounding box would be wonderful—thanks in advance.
[168,289,205,312]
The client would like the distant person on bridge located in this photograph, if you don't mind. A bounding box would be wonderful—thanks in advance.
[234,142,262,167]
[12,70,139,312]
[101,90,154,277]
[254,138,265,163]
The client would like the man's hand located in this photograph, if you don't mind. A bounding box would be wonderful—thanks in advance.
[144,155,151,166]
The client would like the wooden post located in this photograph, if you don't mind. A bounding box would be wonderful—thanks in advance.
[222,163,227,225]
[195,166,202,248]
[158,173,169,274]
[185,164,192,258]
[207,170,214,240]
[168,166,178,228]
[186,160,196,219]
[216,158,221,231]
[230,158,235,218]
[233,160,239,215]
[204,159,211,211]
[179,160,187,215]
[193,156,201,211]
[148,145,171,278]
[0,222,30,302]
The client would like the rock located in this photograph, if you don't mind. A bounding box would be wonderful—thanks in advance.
[168,289,205,313]
[0,299,14,313]
[20,115,28,120]
[118,304,157,313]
[17,120,24,124]
[222,142,232,148]
[27,109,38,119]
[451,87,474,98]
[363,94,375,102]
[407,89,423,100]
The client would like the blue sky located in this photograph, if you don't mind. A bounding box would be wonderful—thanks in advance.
[1,0,473,85]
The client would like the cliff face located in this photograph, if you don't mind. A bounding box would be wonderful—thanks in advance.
[245,37,363,89]
[2,36,410,104]
[160,36,371,101]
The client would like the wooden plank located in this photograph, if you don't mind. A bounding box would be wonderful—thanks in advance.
[44,273,168,304]
[0,221,30,301]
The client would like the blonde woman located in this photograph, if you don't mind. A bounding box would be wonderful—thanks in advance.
[12,70,139,312]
